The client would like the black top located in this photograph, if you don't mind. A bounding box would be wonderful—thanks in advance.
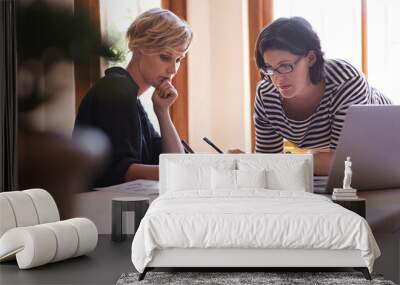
[74,67,162,187]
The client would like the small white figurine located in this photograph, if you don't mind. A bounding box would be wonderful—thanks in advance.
[343,156,353,189]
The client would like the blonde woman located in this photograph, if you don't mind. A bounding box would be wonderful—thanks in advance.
[74,8,193,187]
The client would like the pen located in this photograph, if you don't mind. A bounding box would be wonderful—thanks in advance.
[181,139,194,153]
[202,137,223,153]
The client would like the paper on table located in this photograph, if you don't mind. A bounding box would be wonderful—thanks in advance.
[94,179,159,195]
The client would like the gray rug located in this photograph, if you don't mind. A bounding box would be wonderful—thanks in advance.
[116,271,396,285]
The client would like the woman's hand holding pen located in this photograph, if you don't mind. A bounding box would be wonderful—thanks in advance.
[227,149,245,154]
[152,80,178,116]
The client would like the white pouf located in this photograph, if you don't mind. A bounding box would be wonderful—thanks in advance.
[0,189,98,269]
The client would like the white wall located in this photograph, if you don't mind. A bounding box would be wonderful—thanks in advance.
[187,0,251,153]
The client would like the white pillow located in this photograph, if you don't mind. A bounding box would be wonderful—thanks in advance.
[238,158,310,192]
[211,169,268,190]
[167,162,211,191]
[266,161,308,191]
[166,159,237,192]
[236,169,267,189]
[211,168,236,190]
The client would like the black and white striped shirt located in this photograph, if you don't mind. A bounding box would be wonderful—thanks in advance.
[254,59,392,153]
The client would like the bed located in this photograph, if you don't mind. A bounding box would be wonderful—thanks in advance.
[131,154,380,280]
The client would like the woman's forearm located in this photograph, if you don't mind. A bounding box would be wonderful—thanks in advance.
[156,110,184,153]
[125,164,159,181]
[313,150,335,176]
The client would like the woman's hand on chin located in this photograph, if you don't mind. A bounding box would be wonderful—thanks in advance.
[152,80,178,115]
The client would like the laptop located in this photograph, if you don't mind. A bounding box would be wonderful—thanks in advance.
[323,105,400,193]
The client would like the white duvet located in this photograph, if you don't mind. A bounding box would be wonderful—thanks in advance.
[131,190,380,273]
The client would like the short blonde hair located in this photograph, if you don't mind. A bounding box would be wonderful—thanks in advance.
[126,8,193,54]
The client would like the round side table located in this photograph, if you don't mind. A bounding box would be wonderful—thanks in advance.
[111,196,149,242]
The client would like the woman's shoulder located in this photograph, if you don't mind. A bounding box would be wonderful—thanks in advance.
[102,67,138,88]
[256,79,279,97]
[324,58,364,84]
[89,67,139,99]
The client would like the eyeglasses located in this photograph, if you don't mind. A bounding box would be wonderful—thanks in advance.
[260,55,303,77]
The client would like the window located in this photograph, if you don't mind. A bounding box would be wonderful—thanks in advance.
[100,0,161,68]
[274,0,362,69]
[273,0,399,103]
[367,0,400,104]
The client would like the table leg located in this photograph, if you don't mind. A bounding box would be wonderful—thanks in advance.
[112,201,123,241]
[132,200,149,234]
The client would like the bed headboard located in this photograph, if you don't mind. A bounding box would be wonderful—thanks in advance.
[159,154,313,195]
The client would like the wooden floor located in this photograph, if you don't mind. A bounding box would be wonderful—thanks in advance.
[0,235,133,285]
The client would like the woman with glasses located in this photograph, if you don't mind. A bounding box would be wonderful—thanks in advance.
[252,17,391,176]
[74,9,193,187]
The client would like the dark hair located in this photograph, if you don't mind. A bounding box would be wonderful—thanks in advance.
[255,17,325,84]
